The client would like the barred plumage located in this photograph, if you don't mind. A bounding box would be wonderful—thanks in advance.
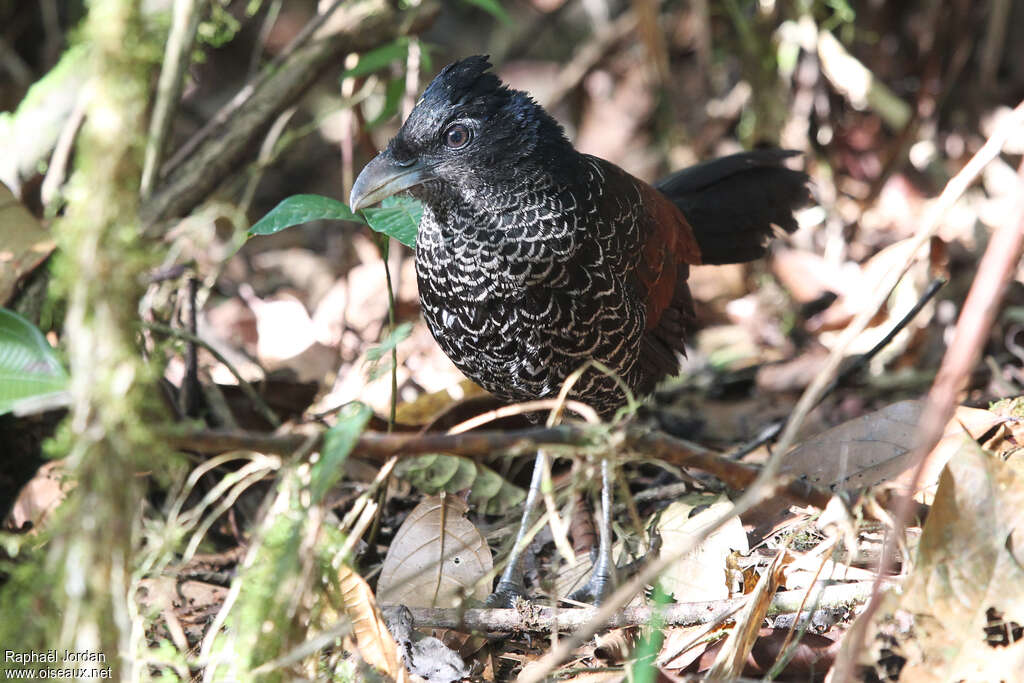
[350,55,810,419]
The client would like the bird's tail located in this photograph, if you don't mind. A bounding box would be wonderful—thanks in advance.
[656,149,811,265]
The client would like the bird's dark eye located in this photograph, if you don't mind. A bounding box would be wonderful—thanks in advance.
[443,123,471,149]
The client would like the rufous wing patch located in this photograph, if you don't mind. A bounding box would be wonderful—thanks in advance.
[635,182,702,330]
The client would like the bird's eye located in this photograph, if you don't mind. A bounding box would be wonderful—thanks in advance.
[443,123,471,149]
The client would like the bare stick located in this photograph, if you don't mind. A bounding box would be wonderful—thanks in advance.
[395,581,880,633]
[165,424,589,459]
[161,0,347,176]
[728,276,946,461]
[140,0,204,198]
[164,423,835,511]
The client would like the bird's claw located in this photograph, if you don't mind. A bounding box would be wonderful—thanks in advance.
[485,581,527,608]
[567,569,616,605]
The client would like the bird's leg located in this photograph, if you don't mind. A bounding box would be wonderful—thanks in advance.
[568,457,617,604]
[486,449,547,607]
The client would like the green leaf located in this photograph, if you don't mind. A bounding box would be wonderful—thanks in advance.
[460,0,511,23]
[630,583,671,683]
[341,38,409,80]
[365,322,413,382]
[248,194,364,237]
[395,455,525,515]
[0,308,69,416]
[313,402,371,504]
[362,195,422,248]
[365,322,413,364]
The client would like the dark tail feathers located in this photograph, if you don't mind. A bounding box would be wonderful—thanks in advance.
[656,149,811,265]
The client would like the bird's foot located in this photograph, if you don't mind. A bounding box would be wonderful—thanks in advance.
[567,569,616,605]
[485,580,528,608]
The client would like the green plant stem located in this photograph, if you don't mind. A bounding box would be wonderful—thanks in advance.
[380,236,398,433]
[143,320,280,428]
[0,0,169,674]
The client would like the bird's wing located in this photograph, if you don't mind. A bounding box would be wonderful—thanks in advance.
[632,178,703,331]
[591,158,702,333]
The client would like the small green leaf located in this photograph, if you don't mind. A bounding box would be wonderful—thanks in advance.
[362,195,422,248]
[629,583,671,683]
[460,0,511,23]
[366,322,413,364]
[365,322,413,382]
[395,455,525,515]
[248,194,363,237]
[313,402,371,504]
[341,39,409,80]
[0,308,69,416]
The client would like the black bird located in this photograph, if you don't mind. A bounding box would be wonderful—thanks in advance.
[351,55,810,605]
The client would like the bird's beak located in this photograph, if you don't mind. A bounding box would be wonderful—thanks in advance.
[349,153,433,211]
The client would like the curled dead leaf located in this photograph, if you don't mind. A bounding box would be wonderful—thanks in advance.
[333,564,410,682]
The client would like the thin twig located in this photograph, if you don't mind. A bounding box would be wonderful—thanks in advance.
[539,10,638,110]
[166,424,589,459]
[144,321,281,428]
[141,0,204,198]
[248,0,283,78]
[143,0,440,227]
[162,0,347,177]
[628,430,833,509]
[40,88,89,213]
[516,494,759,683]
[181,277,201,418]
[833,147,1024,682]
[728,276,947,461]
[447,399,602,433]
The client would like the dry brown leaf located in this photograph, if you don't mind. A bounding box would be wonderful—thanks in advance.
[335,564,410,682]
[688,627,837,679]
[780,400,1007,501]
[554,671,624,683]
[6,460,68,532]
[706,549,790,679]
[815,238,933,354]
[377,495,493,607]
[852,441,1024,681]
[0,183,54,304]
[393,381,487,427]
[756,346,831,394]
[656,494,749,603]
[658,624,721,672]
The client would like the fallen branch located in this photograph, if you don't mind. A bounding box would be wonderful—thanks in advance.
[166,422,836,510]
[396,581,880,633]
[165,424,591,459]
[626,430,834,509]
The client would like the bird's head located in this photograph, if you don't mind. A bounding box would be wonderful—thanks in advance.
[350,55,573,211]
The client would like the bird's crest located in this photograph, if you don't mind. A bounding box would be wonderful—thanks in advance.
[419,55,509,111]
